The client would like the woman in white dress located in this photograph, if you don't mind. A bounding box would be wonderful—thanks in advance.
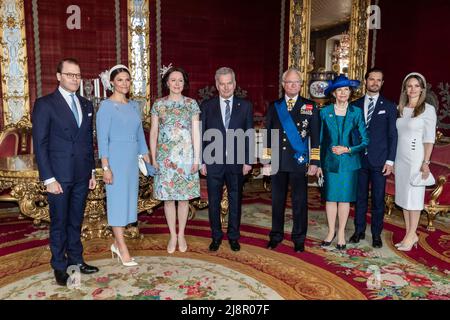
[394,72,437,251]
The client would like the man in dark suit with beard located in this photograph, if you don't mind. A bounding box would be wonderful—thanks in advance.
[350,67,398,248]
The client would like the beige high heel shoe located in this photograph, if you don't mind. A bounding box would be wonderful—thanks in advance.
[111,244,138,266]
[167,237,177,254]
[178,235,188,253]
[397,236,419,252]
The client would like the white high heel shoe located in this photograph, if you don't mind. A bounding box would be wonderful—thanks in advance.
[111,244,138,267]
[394,242,403,248]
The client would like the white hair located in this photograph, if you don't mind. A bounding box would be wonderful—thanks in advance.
[215,67,236,83]
[282,68,303,83]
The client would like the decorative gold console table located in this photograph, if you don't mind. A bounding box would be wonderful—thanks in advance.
[0,154,161,239]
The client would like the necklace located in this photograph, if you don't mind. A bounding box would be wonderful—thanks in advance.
[334,103,348,110]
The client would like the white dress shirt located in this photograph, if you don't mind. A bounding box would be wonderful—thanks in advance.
[364,93,393,167]
[364,93,379,123]
[220,95,234,128]
[285,94,299,106]
[58,86,83,126]
[44,87,86,186]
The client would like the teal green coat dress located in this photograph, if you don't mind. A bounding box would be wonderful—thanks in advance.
[320,104,369,202]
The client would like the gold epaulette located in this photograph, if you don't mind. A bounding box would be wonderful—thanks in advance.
[262,148,272,160]
[310,147,320,161]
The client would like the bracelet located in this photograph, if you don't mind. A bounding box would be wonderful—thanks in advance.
[423,160,430,165]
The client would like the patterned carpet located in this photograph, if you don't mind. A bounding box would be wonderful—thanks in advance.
[0,181,448,300]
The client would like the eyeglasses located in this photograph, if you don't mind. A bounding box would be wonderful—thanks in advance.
[61,73,82,79]
[283,80,301,85]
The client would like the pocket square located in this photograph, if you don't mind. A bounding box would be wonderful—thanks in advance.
[88,113,93,117]
[378,110,386,114]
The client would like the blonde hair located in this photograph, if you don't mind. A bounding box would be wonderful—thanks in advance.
[398,73,427,117]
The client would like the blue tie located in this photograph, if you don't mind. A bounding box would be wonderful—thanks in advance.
[69,93,80,127]
[224,99,231,129]
[366,97,375,127]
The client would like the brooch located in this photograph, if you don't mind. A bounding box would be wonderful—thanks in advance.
[300,104,313,115]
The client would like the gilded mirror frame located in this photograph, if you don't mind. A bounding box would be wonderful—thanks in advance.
[288,0,370,98]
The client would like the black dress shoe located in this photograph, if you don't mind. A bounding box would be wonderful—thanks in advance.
[267,239,280,250]
[54,269,69,286]
[320,234,336,247]
[76,263,99,274]
[349,232,365,244]
[229,240,241,252]
[294,242,305,252]
[209,239,222,251]
[336,244,347,250]
[372,236,383,248]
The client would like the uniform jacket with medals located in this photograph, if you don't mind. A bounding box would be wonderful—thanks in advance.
[264,97,320,172]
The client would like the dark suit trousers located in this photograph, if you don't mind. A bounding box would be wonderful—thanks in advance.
[354,155,386,237]
[48,180,89,271]
[207,169,244,241]
[269,171,308,244]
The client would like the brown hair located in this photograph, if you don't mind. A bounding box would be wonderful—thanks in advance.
[56,58,79,73]
[398,74,426,117]
[162,67,189,91]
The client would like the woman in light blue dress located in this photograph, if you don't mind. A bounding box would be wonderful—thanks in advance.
[96,64,150,266]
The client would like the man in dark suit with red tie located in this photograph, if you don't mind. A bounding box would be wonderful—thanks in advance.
[200,67,253,252]
[350,67,398,248]
[32,58,99,286]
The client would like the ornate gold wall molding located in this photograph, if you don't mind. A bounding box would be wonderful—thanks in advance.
[348,0,370,98]
[127,0,151,124]
[0,0,31,129]
[287,0,310,97]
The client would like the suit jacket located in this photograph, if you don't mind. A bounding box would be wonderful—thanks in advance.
[320,103,369,173]
[352,95,398,167]
[200,96,253,174]
[32,89,95,183]
[265,97,321,172]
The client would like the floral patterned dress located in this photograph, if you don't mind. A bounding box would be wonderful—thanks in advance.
[151,96,200,200]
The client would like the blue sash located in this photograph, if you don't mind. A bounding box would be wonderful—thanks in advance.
[275,100,309,164]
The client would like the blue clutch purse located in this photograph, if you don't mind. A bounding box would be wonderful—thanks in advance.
[138,156,158,177]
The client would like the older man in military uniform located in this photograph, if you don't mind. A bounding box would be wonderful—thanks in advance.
[263,68,320,252]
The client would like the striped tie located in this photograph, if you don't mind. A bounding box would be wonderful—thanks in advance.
[69,93,80,127]
[224,99,231,129]
[366,97,375,127]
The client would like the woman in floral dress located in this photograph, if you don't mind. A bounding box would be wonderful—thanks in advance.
[150,67,201,253]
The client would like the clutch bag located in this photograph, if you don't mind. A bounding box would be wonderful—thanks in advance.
[410,172,435,187]
[317,175,325,187]
[138,155,157,177]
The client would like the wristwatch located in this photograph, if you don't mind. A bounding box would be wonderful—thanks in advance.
[103,166,110,171]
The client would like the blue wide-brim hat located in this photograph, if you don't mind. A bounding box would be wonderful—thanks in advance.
[324,74,360,96]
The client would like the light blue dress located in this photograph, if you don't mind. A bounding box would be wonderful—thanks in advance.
[96,99,149,226]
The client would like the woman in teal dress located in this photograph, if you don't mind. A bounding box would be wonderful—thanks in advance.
[317,74,369,250]
[150,66,201,254]
[97,64,150,266]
